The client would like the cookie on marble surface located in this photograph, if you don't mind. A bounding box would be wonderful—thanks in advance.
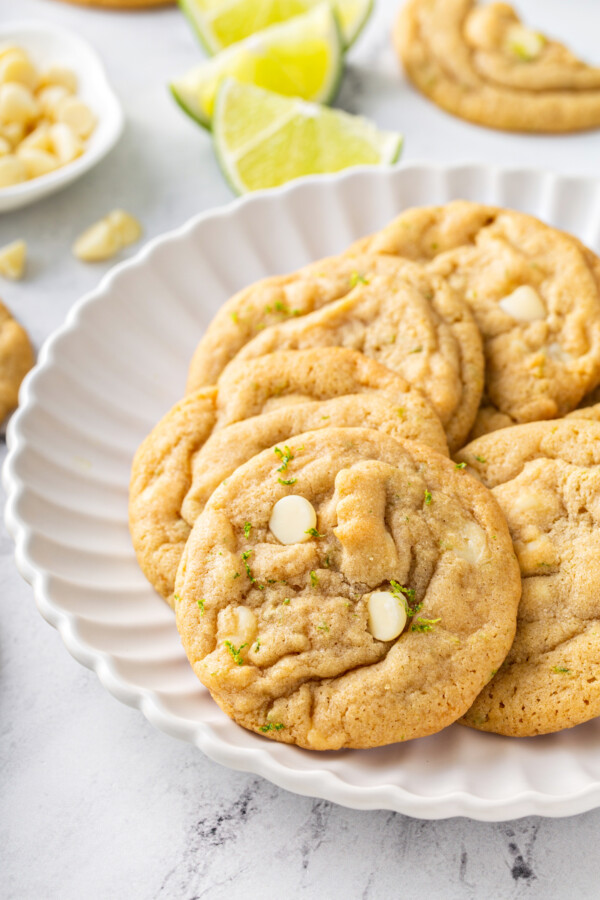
[0,301,34,423]
[456,419,600,736]
[129,348,448,606]
[175,427,520,749]
[224,265,484,451]
[395,0,600,133]
[186,253,437,393]
[54,0,173,8]
[354,201,600,429]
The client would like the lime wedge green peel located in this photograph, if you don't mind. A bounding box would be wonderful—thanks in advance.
[171,4,343,128]
[178,0,373,53]
[213,79,403,195]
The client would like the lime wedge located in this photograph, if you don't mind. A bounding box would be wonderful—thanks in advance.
[213,79,403,194]
[171,4,343,129]
[178,0,373,53]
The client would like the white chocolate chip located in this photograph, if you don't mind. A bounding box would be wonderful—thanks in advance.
[37,84,70,118]
[0,154,27,188]
[269,495,316,545]
[19,122,51,152]
[451,520,489,565]
[0,239,26,280]
[73,209,143,263]
[55,96,95,139]
[0,51,38,90]
[226,606,258,645]
[0,82,39,125]
[107,209,143,247]
[49,122,83,164]
[17,146,58,179]
[367,591,407,642]
[39,65,77,94]
[73,219,120,262]
[498,285,546,322]
[1,121,24,148]
[506,25,545,61]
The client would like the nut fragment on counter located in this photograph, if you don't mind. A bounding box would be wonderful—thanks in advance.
[0,44,96,188]
[0,240,26,280]
[73,210,143,262]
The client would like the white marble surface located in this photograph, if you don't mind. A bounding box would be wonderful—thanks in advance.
[2,1,600,897]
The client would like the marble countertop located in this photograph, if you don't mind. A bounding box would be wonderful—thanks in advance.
[2,1,600,897]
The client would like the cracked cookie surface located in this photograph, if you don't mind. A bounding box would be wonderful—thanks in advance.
[175,427,520,749]
[224,263,484,451]
[186,253,422,392]
[396,0,600,133]
[354,201,600,430]
[129,348,447,606]
[456,419,600,736]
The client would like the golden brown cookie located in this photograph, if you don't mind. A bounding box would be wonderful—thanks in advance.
[456,419,600,736]
[174,427,521,749]
[54,0,173,8]
[187,253,440,392]
[395,0,600,133]
[0,300,34,422]
[354,201,600,430]
[129,348,448,606]
[224,264,484,451]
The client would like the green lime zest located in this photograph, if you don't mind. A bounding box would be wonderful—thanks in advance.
[310,570,319,587]
[424,489,432,505]
[552,665,571,674]
[260,722,285,733]
[243,522,252,538]
[305,527,324,538]
[224,640,248,665]
[455,462,467,470]
[197,599,205,615]
[278,477,297,486]
[390,580,422,616]
[241,549,264,589]
[350,271,369,287]
[411,617,441,633]
[474,454,486,464]
[274,444,294,471]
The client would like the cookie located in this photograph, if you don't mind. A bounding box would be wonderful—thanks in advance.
[395,0,600,133]
[129,348,448,606]
[54,0,173,8]
[456,419,600,736]
[0,300,34,423]
[224,264,484,451]
[186,253,437,392]
[354,201,600,428]
[174,427,521,749]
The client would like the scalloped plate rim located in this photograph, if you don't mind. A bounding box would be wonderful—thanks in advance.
[5,161,600,821]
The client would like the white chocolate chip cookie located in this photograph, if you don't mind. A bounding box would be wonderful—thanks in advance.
[129,348,448,606]
[396,0,600,133]
[223,263,484,451]
[354,201,600,430]
[175,427,521,749]
[456,418,600,736]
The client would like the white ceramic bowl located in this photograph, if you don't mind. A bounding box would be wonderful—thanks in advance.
[0,20,123,213]
[5,163,600,821]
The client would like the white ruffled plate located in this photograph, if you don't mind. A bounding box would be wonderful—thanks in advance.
[5,163,600,821]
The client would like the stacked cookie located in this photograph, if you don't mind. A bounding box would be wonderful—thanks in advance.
[130,201,600,749]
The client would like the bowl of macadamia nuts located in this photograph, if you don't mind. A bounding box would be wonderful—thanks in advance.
[0,21,123,212]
